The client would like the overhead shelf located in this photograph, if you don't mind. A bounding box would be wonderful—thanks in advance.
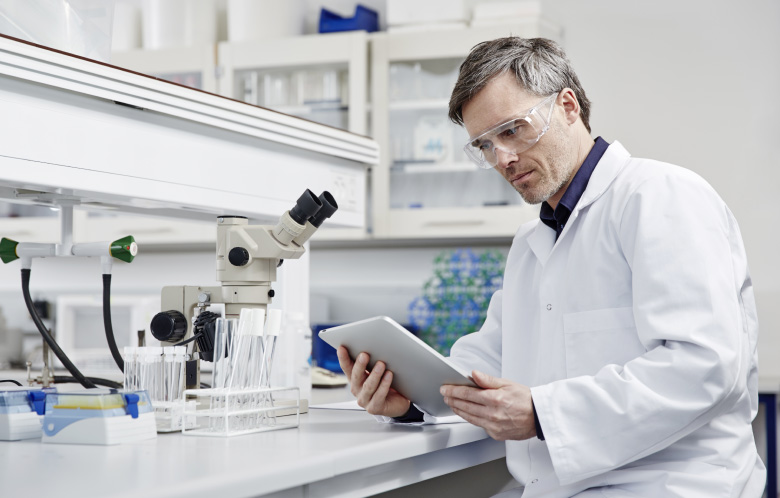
[0,34,378,228]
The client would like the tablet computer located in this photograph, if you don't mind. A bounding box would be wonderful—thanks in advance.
[318,316,477,417]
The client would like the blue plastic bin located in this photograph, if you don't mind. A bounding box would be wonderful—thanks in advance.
[319,4,379,34]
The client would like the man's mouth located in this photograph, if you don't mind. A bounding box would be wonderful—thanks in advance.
[510,170,533,184]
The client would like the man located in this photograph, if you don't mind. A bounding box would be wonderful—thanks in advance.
[338,37,765,496]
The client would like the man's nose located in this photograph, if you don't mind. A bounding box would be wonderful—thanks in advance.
[494,148,517,169]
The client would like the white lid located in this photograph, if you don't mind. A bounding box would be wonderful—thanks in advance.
[251,308,266,337]
[237,308,253,336]
[265,309,282,337]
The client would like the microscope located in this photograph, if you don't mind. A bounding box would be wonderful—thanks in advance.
[149,189,337,389]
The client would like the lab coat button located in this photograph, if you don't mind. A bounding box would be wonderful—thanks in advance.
[531,479,538,484]
[546,304,552,310]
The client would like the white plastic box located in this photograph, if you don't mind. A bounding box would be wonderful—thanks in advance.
[227,0,304,43]
[141,0,216,50]
[386,0,468,28]
[0,0,115,62]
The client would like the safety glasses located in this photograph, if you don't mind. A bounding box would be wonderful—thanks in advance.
[463,92,559,169]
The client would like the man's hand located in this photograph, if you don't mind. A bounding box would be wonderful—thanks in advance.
[441,370,536,441]
[337,346,411,418]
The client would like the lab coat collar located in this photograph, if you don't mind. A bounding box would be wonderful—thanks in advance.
[526,141,631,265]
[573,140,631,212]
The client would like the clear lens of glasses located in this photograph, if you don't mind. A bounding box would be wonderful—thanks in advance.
[464,92,558,169]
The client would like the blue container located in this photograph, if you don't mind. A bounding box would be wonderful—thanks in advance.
[313,322,419,372]
[319,5,379,34]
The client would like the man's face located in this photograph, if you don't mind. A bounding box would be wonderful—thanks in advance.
[462,73,578,206]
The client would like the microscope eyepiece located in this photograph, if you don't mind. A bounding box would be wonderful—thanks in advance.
[309,191,338,228]
[289,189,322,226]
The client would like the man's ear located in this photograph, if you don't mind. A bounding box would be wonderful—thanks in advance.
[559,88,581,126]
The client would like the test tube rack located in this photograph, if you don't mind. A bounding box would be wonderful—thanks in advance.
[181,386,299,437]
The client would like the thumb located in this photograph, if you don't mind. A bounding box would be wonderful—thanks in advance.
[472,370,510,389]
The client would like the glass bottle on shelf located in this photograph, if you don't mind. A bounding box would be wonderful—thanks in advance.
[387,58,524,210]
[236,64,350,131]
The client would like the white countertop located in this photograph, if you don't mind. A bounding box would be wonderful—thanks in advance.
[6,372,776,498]
[0,387,505,498]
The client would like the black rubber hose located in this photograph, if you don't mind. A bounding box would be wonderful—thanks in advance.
[102,274,124,372]
[53,376,123,389]
[173,332,203,347]
[0,379,23,386]
[21,269,96,389]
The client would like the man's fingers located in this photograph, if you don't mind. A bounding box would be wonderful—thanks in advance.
[356,359,385,407]
[351,351,370,385]
[444,395,495,421]
[366,369,393,412]
[336,346,354,377]
[440,385,492,406]
[471,370,511,389]
[450,405,484,428]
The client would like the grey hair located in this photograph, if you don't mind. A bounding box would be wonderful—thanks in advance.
[448,37,592,132]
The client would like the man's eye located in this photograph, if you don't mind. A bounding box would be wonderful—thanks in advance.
[478,141,492,151]
[501,120,527,138]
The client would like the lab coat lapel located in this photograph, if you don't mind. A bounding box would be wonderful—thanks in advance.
[572,141,631,212]
[526,222,556,266]
[555,141,632,243]
[525,141,631,263]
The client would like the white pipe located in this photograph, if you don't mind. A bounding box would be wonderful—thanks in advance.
[71,241,110,257]
[16,242,57,259]
[57,205,73,257]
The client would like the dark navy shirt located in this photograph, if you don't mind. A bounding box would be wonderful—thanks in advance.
[539,137,609,240]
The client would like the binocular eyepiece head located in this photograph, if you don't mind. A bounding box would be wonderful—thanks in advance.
[309,191,338,228]
[288,189,338,228]
[289,189,322,226]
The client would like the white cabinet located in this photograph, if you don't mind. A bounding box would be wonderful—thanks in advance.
[370,22,561,239]
[111,45,217,93]
[217,31,368,135]
[0,35,377,233]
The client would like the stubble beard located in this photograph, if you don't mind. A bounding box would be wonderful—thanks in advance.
[513,167,570,205]
[511,120,578,205]
[513,144,575,206]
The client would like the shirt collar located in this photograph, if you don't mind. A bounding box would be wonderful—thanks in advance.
[540,136,610,232]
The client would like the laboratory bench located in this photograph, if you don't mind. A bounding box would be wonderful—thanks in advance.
[0,383,515,498]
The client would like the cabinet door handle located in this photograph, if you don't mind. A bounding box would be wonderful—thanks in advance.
[423,220,485,227]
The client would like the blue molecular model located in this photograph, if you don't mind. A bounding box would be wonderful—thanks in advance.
[408,248,505,355]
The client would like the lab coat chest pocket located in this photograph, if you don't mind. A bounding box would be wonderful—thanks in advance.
[563,307,646,378]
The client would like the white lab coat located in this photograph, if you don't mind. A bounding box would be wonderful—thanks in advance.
[448,141,766,497]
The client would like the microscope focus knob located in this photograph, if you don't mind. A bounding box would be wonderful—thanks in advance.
[150,310,188,343]
[228,247,250,266]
